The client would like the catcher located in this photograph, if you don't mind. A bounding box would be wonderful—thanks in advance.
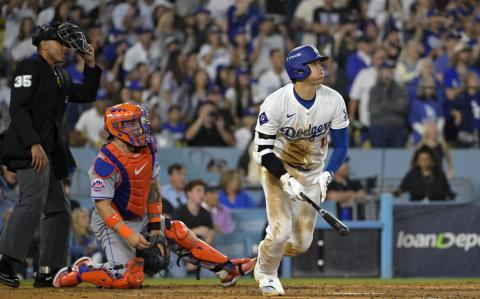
[53,103,256,289]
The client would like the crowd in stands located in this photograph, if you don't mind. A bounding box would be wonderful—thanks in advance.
[0,0,479,150]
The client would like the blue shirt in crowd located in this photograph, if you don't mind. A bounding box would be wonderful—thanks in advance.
[219,190,256,209]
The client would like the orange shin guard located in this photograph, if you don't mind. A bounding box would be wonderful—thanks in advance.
[165,220,229,264]
[80,269,114,288]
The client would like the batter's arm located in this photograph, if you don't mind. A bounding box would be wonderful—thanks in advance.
[255,131,287,179]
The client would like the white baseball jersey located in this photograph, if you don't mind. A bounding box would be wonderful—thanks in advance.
[254,83,349,169]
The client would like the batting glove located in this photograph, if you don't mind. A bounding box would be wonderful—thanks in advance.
[280,173,305,201]
[313,171,333,203]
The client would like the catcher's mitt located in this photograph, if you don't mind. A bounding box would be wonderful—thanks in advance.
[137,231,170,275]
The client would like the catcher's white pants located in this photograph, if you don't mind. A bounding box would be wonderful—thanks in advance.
[256,164,322,280]
[91,209,148,275]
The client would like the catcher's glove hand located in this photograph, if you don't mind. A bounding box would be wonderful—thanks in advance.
[137,231,170,275]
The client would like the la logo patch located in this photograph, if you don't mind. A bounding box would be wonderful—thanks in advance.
[91,178,105,192]
[259,111,269,125]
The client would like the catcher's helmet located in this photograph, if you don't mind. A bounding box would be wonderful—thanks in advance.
[285,45,329,81]
[32,21,91,54]
[104,103,146,147]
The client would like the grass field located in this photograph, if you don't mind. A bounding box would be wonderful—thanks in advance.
[1,277,480,298]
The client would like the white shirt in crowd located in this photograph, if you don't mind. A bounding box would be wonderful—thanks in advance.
[75,107,105,146]
[198,44,231,80]
[349,67,378,127]
[123,42,149,72]
[255,69,290,103]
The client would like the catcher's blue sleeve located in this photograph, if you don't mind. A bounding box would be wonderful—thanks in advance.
[325,127,349,174]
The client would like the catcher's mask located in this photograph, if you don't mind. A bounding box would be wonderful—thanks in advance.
[32,21,91,54]
[104,103,149,147]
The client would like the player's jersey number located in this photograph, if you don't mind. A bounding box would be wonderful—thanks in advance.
[14,75,32,88]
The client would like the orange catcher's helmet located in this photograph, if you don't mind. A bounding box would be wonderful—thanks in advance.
[104,103,146,146]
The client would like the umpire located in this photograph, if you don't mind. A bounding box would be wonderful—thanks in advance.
[0,22,101,288]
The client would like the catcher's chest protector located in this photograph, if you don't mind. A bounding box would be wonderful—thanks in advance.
[98,143,153,219]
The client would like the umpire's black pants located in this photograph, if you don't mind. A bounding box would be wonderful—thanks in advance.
[0,166,71,271]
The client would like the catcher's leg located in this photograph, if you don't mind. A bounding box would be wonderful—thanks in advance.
[55,257,144,289]
[165,220,256,286]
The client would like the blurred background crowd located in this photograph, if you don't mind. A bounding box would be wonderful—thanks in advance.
[0,0,479,150]
[0,0,480,279]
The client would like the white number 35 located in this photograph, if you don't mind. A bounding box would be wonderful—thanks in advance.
[14,75,32,88]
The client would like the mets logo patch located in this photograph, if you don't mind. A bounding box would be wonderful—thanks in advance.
[91,178,105,192]
[259,111,269,125]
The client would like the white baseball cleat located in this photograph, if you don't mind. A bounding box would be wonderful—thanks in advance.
[259,277,285,296]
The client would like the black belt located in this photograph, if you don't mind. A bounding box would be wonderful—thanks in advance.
[286,163,312,172]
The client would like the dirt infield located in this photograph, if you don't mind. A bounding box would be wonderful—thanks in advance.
[1,278,480,298]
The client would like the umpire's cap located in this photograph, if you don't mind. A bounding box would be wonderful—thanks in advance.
[285,45,329,81]
[32,21,91,54]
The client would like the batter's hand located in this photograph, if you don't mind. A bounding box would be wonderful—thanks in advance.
[126,232,151,250]
[313,171,333,202]
[280,173,305,201]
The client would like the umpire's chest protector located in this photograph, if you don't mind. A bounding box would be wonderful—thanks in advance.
[97,143,153,220]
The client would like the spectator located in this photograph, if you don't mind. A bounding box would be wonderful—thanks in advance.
[186,69,211,121]
[462,72,480,147]
[122,28,153,73]
[185,101,236,147]
[250,17,291,78]
[172,180,214,243]
[226,0,263,42]
[161,50,188,110]
[443,43,478,102]
[368,60,408,147]
[346,35,373,91]
[171,179,214,277]
[395,40,424,85]
[255,49,290,103]
[417,122,455,180]
[409,76,445,145]
[230,27,252,69]
[9,16,36,64]
[207,159,227,175]
[234,108,257,151]
[394,145,454,201]
[326,159,368,221]
[162,163,187,209]
[348,48,386,145]
[161,105,186,144]
[69,207,102,264]
[202,185,235,234]
[71,95,110,147]
[218,170,255,209]
[198,27,231,80]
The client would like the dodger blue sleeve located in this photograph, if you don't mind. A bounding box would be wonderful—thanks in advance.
[325,127,349,174]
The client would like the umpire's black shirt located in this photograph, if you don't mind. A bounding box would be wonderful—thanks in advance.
[1,54,102,178]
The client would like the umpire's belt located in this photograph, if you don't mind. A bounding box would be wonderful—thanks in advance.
[286,163,312,172]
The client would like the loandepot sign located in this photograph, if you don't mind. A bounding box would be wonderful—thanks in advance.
[397,231,480,251]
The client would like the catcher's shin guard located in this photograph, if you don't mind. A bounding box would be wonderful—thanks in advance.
[80,268,115,288]
[80,258,144,289]
[111,258,144,289]
[53,256,93,288]
[165,220,229,264]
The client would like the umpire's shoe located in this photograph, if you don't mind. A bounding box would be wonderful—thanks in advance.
[0,256,20,288]
[33,267,57,288]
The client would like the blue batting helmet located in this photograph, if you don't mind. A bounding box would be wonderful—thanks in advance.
[285,45,329,81]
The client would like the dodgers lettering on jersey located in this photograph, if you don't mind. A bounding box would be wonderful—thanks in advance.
[255,83,349,168]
